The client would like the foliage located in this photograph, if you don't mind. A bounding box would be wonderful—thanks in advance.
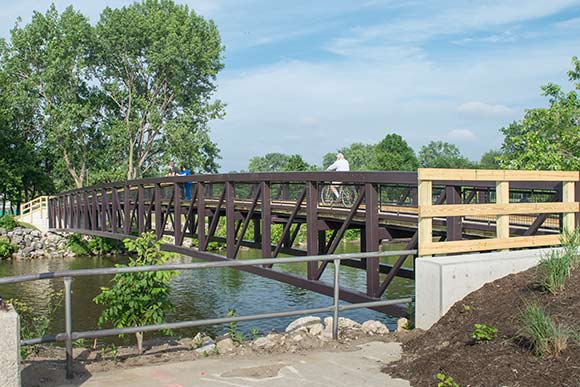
[561,229,580,269]
[373,133,419,171]
[537,249,572,295]
[518,301,570,357]
[418,141,472,169]
[93,232,178,353]
[0,237,18,259]
[250,327,260,340]
[66,233,92,256]
[472,324,498,342]
[95,0,224,179]
[87,236,123,255]
[1,1,224,190]
[9,290,63,359]
[500,57,580,170]
[322,143,377,170]
[0,214,19,231]
[436,372,459,387]
[227,309,245,343]
[248,153,315,172]
[476,150,503,169]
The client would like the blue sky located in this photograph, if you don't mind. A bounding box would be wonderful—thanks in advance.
[2,0,580,171]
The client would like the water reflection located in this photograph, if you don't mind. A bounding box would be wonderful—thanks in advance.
[0,241,414,345]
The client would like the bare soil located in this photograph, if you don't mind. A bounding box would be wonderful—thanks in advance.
[384,266,580,387]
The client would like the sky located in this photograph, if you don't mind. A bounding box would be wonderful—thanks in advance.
[2,0,580,171]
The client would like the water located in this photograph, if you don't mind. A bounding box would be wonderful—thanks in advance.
[0,242,414,345]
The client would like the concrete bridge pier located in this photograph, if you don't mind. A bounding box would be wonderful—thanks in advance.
[0,305,21,387]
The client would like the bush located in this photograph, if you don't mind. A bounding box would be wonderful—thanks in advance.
[87,236,123,254]
[519,301,570,357]
[0,238,17,259]
[0,214,19,231]
[66,233,92,255]
[472,324,498,342]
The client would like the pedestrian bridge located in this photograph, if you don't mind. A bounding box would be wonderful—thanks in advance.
[44,169,579,316]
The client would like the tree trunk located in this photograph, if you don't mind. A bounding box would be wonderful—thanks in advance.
[135,331,144,354]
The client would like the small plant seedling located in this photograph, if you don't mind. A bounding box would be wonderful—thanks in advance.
[462,304,472,312]
[250,327,260,340]
[436,372,459,387]
[227,309,245,343]
[472,324,498,342]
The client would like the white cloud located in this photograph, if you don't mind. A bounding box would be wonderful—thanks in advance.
[446,129,477,142]
[458,102,514,117]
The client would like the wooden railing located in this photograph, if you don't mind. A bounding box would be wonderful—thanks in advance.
[417,168,579,257]
[18,196,50,220]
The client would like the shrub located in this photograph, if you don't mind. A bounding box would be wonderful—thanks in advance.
[87,236,123,254]
[93,232,178,353]
[537,249,571,295]
[472,324,498,342]
[0,238,17,259]
[519,301,570,357]
[66,233,92,255]
[436,372,459,387]
[0,214,19,231]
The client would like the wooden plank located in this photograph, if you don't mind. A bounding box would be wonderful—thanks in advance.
[418,179,432,257]
[496,181,510,241]
[562,180,576,233]
[419,202,579,218]
[420,234,562,256]
[418,168,579,182]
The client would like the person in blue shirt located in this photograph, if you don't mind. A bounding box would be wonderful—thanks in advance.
[179,165,192,200]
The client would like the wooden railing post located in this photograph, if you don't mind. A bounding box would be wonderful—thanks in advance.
[496,181,510,242]
[563,180,576,233]
[418,176,432,257]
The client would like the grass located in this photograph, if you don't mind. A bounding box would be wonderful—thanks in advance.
[536,229,580,295]
[518,301,570,357]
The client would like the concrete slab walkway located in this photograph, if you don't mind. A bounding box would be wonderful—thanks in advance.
[53,341,411,387]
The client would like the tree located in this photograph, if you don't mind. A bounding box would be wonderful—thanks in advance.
[477,150,503,169]
[2,5,100,189]
[373,134,419,171]
[94,0,225,179]
[93,233,177,353]
[418,141,472,169]
[500,57,580,170]
[248,153,290,172]
[323,143,376,170]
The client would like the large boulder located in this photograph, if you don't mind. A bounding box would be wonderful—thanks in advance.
[285,316,322,333]
[216,338,235,353]
[361,320,389,335]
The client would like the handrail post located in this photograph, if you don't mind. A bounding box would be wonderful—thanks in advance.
[64,276,73,380]
[332,258,340,340]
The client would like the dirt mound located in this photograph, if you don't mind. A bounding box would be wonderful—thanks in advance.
[385,266,580,387]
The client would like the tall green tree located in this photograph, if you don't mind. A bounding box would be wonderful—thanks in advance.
[322,143,376,170]
[373,133,419,171]
[500,57,580,170]
[94,0,224,179]
[248,153,314,172]
[477,150,503,169]
[418,141,472,169]
[2,5,100,189]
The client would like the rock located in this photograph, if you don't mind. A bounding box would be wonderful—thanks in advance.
[361,320,389,335]
[21,246,34,256]
[13,228,23,235]
[396,318,409,332]
[192,333,214,348]
[323,316,361,330]
[11,235,23,245]
[308,323,324,336]
[216,338,235,353]
[194,343,216,353]
[31,230,41,238]
[285,316,322,333]
[252,337,269,350]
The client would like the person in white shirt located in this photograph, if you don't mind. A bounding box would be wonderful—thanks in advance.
[326,153,350,198]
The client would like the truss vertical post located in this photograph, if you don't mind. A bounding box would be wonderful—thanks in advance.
[226,181,235,258]
[155,184,163,240]
[174,182,182,245]
[91,190,98,230]
[124,185,131,235]
[307,181,319,279]
[111,188,118,234]
[138,185,145,234]
[261,182,271,258]
[197,182,206,250]
[100,189,107,232]
[365,183,379,297]
[445,185,462,241]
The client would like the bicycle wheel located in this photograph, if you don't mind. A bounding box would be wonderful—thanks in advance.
[320,185,336,206]
[341,185,357,207]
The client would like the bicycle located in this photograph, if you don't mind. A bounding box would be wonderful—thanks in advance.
[320,184,356,207]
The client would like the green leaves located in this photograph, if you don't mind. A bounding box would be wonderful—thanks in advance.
[419,141,472,169]
[93,232,177,352]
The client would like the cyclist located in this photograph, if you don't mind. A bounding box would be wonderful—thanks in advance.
[326,153,349,198]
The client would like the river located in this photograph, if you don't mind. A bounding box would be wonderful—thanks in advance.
[0,241,413,345]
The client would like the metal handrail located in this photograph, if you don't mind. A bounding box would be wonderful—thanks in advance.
[0,249,416,379]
